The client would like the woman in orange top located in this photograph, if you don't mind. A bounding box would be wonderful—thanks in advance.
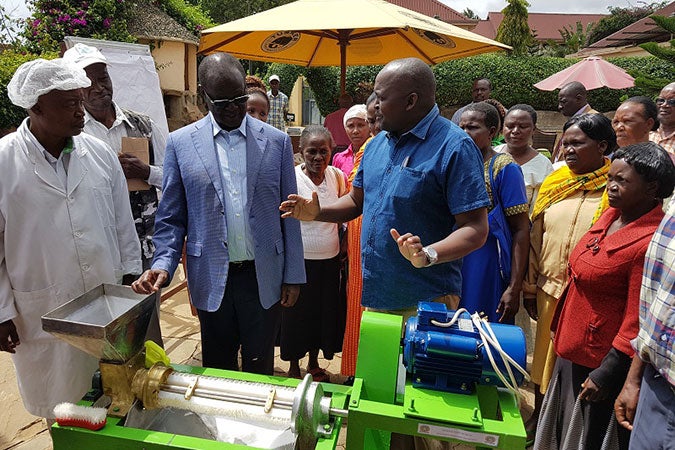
[341,93,382,383]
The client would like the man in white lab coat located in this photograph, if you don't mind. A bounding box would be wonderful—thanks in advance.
[0,58,140,419]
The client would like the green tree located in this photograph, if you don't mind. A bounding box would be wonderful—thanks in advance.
[495,0,534,56]
[0,4,22,47]
[462,8,479,20]
[559,21,594,54]
[587,2,666,45]
[197,0,294,25]
[631,14,675,97]
[639,15,675,64]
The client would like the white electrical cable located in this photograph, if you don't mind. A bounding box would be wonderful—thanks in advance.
[430,309,530,400]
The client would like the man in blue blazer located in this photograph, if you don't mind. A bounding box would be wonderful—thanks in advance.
[133,53,305,375]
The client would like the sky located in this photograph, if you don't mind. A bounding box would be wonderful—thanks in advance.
[3,0,640,21]
[440,0,638,18]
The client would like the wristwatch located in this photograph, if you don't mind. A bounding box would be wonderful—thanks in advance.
[422,246,438,267]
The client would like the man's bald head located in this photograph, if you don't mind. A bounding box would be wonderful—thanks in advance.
[381,58,436,106]
[198,53,248,131]
[558,81,588,117]
[198,52,246,90]
[374,58,436,134]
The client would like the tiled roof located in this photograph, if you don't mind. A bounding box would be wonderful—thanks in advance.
[474,12,607,43]
[386,0,474,25]
[127,0,199,44]
[588,1,675,48]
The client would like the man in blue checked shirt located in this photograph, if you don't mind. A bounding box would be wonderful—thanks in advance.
[615,197,675,449]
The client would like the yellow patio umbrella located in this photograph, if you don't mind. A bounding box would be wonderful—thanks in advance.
[199,0,510,93]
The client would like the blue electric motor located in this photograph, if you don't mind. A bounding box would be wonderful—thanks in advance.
[403,302,527,394]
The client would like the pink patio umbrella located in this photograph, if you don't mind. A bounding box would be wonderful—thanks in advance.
[534,56,635,91]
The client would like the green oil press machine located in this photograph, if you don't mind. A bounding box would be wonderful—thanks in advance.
[41,284,528,449]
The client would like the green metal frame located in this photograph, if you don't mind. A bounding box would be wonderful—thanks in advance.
[52,310,527,449]
[52,364,349,450]
[344,311,527,449]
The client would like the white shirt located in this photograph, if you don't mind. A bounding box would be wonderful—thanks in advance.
[210,113,255,262]
[0,119,140,417]
[295,165,347,259]
[83,102,165,188]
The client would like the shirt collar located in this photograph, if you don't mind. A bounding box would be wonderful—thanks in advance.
[574,104,591,117]
[387,104,439,141]
[84,101,134,130]
[209,111,247,138]
[20,119,74,161]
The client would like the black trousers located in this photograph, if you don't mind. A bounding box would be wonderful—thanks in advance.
[196,262,281,375]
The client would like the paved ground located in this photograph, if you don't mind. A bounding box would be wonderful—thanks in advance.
[0,271,535,449]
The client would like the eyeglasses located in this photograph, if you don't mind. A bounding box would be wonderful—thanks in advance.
[203,91,249,109]
[656,98,675,107]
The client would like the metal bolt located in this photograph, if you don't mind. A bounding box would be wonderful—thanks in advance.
[324,424,331,431]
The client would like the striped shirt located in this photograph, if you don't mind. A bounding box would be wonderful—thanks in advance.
[650,129,675,155]
[267,90,288,131]
[633,197,675,385]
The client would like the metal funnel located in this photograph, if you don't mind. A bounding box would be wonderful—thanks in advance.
[42,284,156,362]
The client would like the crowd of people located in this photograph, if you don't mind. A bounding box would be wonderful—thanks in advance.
[0,45,673,450]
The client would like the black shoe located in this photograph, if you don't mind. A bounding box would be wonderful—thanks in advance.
[343,376,355,386]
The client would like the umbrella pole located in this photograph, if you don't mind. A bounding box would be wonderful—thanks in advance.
[339,30,352,95]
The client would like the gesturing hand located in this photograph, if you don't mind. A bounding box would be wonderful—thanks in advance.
[279,191,320,221]
[390,228,427,268]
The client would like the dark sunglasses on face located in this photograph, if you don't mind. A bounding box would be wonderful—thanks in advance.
[656,98,675,107]
[203,91,249,108]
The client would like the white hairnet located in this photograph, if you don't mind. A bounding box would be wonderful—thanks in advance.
[343,104,367,127]
[7,58,91,109]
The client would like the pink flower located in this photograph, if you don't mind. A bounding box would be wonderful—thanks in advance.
[103,17,112,28]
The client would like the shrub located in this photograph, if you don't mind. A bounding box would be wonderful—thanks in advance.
[22,0,135,53]
[272,53,673,115]
[0,50,58,130]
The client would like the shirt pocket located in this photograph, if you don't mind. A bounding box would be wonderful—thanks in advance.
[585,311,609,361]
[12,284,61,342]
[391,167,426,203]
[92,185,115,228]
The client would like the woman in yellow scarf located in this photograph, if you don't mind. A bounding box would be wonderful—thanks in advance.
[523,113,616,444]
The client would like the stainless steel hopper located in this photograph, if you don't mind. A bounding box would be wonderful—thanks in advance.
[41,284,156,362]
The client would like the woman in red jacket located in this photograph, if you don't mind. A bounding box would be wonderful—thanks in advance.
[534,142,675,450]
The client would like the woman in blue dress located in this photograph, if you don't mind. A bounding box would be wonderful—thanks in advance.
[458,102,530,324]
